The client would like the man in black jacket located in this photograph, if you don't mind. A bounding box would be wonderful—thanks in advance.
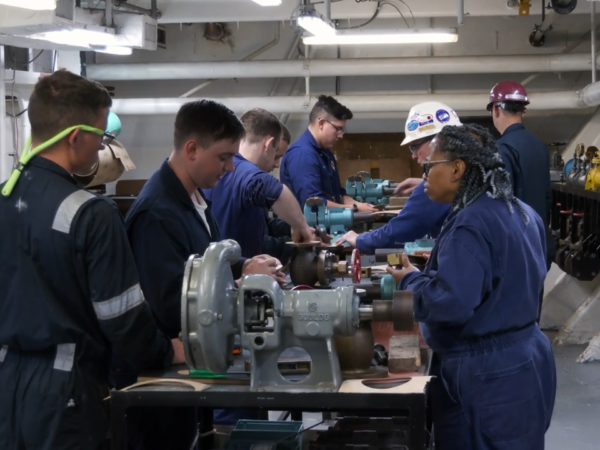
[122,100,284,449]
[0,70,179,450]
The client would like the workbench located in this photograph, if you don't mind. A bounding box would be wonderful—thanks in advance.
[109,348,432,450]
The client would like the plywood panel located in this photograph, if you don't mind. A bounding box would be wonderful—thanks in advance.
[332,132,422,181]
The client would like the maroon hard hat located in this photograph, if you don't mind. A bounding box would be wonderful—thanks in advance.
[486,81,529,111]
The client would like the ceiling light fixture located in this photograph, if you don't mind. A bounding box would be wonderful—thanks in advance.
[28,28,116,46]
[92,46,133,56]
[297,14,337,37]
[251,0,282,6]
[0,0,56,10]
[303,28,459,45]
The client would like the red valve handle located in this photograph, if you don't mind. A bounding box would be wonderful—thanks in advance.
[351,248,362,284]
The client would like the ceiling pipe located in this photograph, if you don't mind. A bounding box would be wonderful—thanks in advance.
[592,1,597,84]
[457,0,464,26]
[529,9,559,47]
[104,0,113,27]
[87,53,599,81]
[110,84,600,116]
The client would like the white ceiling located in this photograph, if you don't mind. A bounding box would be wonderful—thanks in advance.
[125,0,593,24]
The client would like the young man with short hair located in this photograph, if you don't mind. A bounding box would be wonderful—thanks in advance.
[280,95,377,212]
[0,70,178,450]
[121,100,284,449]
[205,108,315,259]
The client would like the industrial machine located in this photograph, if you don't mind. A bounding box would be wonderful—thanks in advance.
[345,171,398,205]
[287,243,362,287]
[181,240,414,392]
[303,197,387,244]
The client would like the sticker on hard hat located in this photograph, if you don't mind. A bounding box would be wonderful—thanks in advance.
[417,114,434,127]
[436,109,450,123]
[505,94,527,101]
[407,120,418,132]
[451,110,459,119]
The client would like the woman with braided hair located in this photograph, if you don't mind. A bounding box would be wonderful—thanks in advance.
[388,123,556,449]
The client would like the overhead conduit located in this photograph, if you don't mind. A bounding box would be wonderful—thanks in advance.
[110,82,600,115]
[88,53,599,81]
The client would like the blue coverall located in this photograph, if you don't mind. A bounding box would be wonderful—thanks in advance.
[498,123,554,269]
[0,156,173,450]
[118,159,252,448]
[204,153,284,258]
[355,180,450,254]
[280,129,347,207]
[400,194,556,449]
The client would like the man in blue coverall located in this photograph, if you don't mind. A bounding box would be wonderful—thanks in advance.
[337,102,462,253]
[205,108,315,258]
[488,80,554,270]
[120,100,285,449]
[262,122,294,264]
[280,94,377,212]
[0,70,181,450]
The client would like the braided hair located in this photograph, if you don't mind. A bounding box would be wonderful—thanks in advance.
[436,123,529,224]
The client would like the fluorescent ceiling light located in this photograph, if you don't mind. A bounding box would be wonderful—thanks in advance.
[29,29,116,46]
[251,0,282,5]
[92,46,133,56]
[0,0,56,10]
[303,28,459,45]
[298,14,336,37]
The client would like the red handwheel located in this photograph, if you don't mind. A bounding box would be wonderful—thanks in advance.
[351,248,362,283]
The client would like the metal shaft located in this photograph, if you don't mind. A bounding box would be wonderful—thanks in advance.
[353,212,380,223]
[358,305,373,321]
[382,188,396,196]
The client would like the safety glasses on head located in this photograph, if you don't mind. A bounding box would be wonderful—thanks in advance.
[423,158,452,176]
[2,124,113,197]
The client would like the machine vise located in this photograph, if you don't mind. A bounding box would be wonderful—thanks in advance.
[181,240,414,392]
[303,197,382,243]
[345,171,398,205]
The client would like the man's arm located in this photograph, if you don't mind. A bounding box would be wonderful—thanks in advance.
[352,182,450,254]
[82,201,174,372]
[242,172,314,243]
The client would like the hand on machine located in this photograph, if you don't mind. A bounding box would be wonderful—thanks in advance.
[242,254,287,285]
[392,178,422,196]
[386,251,431,284]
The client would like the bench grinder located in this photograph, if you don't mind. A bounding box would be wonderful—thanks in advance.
[181,240,414,392]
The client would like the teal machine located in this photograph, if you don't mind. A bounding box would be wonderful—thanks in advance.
[303,197,380,244]
[345,171,398,206]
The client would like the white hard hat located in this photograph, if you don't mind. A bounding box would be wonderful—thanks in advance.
[401,102,462,146]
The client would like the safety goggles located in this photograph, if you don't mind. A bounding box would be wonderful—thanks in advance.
[408,135,435,155]
[2,124,114,197]
[423,158,452,176]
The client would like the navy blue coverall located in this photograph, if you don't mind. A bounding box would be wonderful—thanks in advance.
[280,129,347,207]
[498,123,553,269]
[399,194,556,450]
[0,156,173,450]
[120,159,251,447]
[355,181,450,254]
[204,153,284,258]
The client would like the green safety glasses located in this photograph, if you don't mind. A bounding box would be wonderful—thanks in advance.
[1,124,115,197]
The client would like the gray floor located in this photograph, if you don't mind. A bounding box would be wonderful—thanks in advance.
[546,344,600,450]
